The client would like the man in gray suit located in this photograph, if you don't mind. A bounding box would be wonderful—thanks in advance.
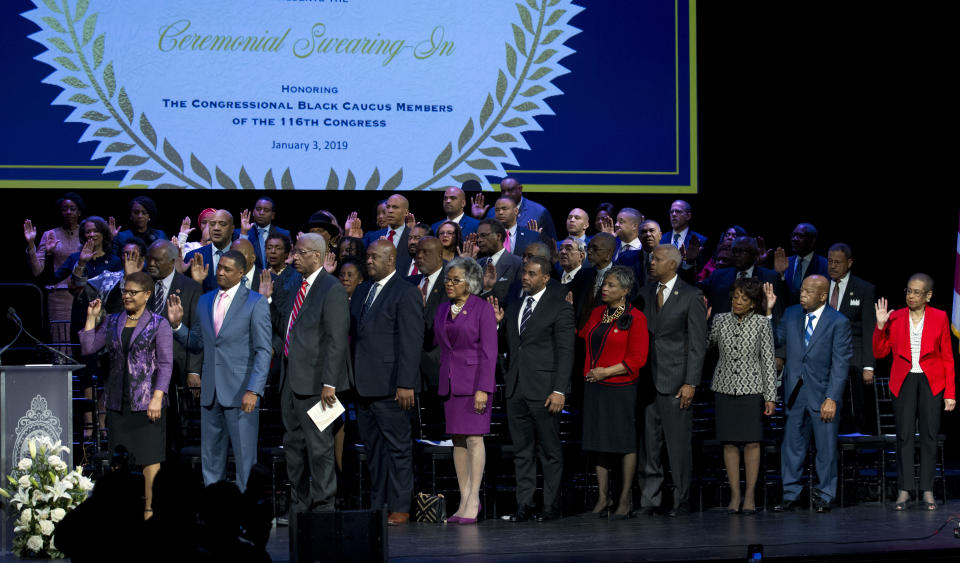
[167,250,272,492]
[638,244,707,516]
[274,233,351,514]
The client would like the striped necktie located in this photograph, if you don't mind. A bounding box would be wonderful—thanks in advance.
[519,296,534,334]
[804,313,816,348]
[283,280,309,356]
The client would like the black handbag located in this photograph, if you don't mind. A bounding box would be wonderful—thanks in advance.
[414,492,447,523]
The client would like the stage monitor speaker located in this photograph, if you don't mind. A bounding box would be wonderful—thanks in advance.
[291,509,387,563]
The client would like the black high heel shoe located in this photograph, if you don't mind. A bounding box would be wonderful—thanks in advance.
[587,500,613,518]
[610,501,633,521]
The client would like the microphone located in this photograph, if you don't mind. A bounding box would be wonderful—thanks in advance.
[7,307,21,325]
[2,307,81,366]
[0,308,24,363]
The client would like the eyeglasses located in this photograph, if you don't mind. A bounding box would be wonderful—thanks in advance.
[444,278,465,286]
[904,288,929,297]
[293,248,319,257]
[119,289,148,296]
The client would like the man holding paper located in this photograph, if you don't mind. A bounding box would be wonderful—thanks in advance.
[166,249,272,492]
[273,233,352,514]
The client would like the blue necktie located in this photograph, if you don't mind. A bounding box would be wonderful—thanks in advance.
[672,232,681,248]
[258,227,268,269]
[804,312,816,348]
[361,283,379,320]
[519,296,534,335]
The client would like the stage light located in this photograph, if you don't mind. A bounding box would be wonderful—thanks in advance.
[747,544,764,559]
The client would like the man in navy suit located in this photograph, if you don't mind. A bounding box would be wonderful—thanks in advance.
[431,186,480,237]
[237,197,290,270]
[168,250,272,492]
[660,200,708,257]
[612,208,644,262]
[350,239,424,525]
[494,197,542,258]
[774,223,830,305]
[772,275,852,512]
[701,236,784,318]
[363,194,413,274]
[184,209,236,293]
[475,177,557,240]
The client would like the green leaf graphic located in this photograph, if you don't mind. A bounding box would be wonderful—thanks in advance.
[264,169,277,190]
[62,76,88,89]
[92,34,104,69]
[516,3,534,34]
[479,94,495,128]
[451,173,483,185]
[344,171,356,191]
[190,154,212,185]
[511,24,526,56]
[502,117,528,127]
[215,167,237,189]
[491,133,517,143]
[466,158,496,170]
[43,17,65,34]
[47,37,73,53]
[458,118,474,152]
[526,0,539,10]
[239,166,255,190]
[156,183,185,189]
[496,71,507,105]
[75,0,90,20]
[325,169,338,190]
[40,0,61,14]
[54,56,78,71]
[118,88,134,123]
[546,9,567,25]
[104,142,134,153]
[480,147,508,158]
[103,62,115,98]
[541,29,563,45]
[68,93,96,104]
[82,14,98,46]
[93,127,120,137]
[116,154,148,166]
[364,168,380,190]
[81,110,109,121]
[382,168,403,191]
[132,169,164,181]
[505,44,517,78]
[513,101,539,112]
[534,49,557,64]
[433,143,452,174]
[521,85,546,97]
[529,67,552,80]
[281,168,294,189]
[139,114,157,148]
[163,139,184,172]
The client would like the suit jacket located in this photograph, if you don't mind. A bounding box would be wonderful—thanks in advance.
[174,285,273,407]
[700,266,785,316]
[407,270,448,390]
[507,226,542,257]
[152,273,203,382]
[349,274,424,396]
[274,269,352,395]
[660,229,708,251]
[479,251,523,302]
[872,307,955,400]
[485,197,557,240]
[236,224,290,269]
[784,253,830,303]
[568,266,603,329]
[269,266,303,355]
[433,294,498,397]
[363,226,412,274]
[834,274,876,370]
[502,290,575,400]
[432,215,480,238]
[775,304,852,408]
[501,278,566,309]
[639,278,708,395]
[184,243,232,293]
[79,312,173,412]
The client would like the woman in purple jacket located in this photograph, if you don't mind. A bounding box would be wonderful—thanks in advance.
[79,271,172,519]
[433,257,497,524]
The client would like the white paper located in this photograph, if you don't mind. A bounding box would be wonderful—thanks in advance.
[307,397,345,432]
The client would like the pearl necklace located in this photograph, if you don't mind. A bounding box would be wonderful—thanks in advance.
[450,301,465,315]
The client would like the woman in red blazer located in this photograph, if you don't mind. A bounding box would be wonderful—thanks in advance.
[577,266,648,520]
[874,273,956,510]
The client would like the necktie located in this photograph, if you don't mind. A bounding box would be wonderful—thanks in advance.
[213,248,224,275]
[657,283,666,311]
[804,312,816,348]
[242,275,249,289]
[388,229,396,243]
[504,230,512,253]
[672,233,681,248]
[420,277,429,304]
[361,283,379,319]
[519,296,534,334]
[410,262,419,276]
[259,227,268,269]
[152,281,165,314]
[593,270,605,297]
[792,257,804,290]
[737,270,747,279]
[214,290,229,335]
[284,280,309,356]
[830,282,840,309]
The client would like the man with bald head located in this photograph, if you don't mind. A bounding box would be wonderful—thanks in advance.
[612,207,644,262]
[475,177,557,240]
[660,200,707,253]
[564,208,591,246]
[185,209,236,292]
[772,274,852,513]
[230,238,265,294]
[363,194,415,274]
[432,186,480,237]
[350,239,424,524]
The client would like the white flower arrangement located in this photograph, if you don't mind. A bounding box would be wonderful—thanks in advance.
[0,437,92,559]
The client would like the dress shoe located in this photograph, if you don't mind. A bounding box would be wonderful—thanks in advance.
[504,506,535,522]
[536,510,561,522]
[631,506,658,517]
[811,495,831,513]
[772,499,800,512]
[667,505,689,518]
[387,512,410,525]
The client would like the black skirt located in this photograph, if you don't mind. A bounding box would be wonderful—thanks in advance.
[714,392,763,443]
[582,382,637,454]
[108,404,166,466]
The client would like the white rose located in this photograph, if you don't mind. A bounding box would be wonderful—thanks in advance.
[19,508,32,524]
[18,475,31,488]
[77,476,93,491]
[47,455,62,467]
[50,508,66,523]
[18,459,32,471]
[25,535,43,552]
[38,519,55,536]
[37,509,49,520]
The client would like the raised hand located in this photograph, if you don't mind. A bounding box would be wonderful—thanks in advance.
[40,230,61,253]
[461,233,479,258]
[773,247,788,274]
[875,297,890,330]
[686,236,701,263]
[527,219,542,233]
[189,253,208,283]
[324,251,337,273]
[756,236,771,263]
[78,239,96,265]
[166,294,184,327]
[180,216,194,236]
[599,214,615,234]
[108,216,121,239]
[565,290,573,304]
[86,298,102,322]
[258,269,273,298]
[23,219,36,247]
[762,282,777,315]
[345,211,363,238]
[482,260,497,291]
[470,193,489,219]
[122,248,142,275]
[486,296,504,323]
[240,209,252,235]
[405,212,416,230]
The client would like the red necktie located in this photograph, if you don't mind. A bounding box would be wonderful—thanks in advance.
[388,229,396,243]
[284,280,309,357]
[830,281,840,309]
[420,277,429,304]
[410,262,419,276]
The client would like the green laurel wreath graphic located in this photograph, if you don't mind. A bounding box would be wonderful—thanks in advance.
[35,0,570,190]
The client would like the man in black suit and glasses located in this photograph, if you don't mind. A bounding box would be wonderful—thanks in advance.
[638,244,707,517]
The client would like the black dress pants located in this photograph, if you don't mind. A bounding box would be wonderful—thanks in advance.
[893,372,942,492]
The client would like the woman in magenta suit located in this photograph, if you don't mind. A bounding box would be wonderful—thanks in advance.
[874,273,956,510]
[433,256,497,524]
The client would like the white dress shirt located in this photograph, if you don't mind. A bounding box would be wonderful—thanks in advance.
[657,273,679,307]
[670,227,689,248]
[385,224,406,249]
[366,270,396,308]
[828,272,849,308]
[561,264,582,285]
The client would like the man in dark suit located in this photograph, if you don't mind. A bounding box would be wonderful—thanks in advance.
[168,250,272,492]
[638,244,707,517]
[494,256,574,521]
[659,200,708,260]
[701,236,784,317]
[145,240,203,459]
[774,223,830,305]
[476,219,523,302]
[350,239,424,525]
[231,239,266,295]
[184,209,236,293]
[773,275,852,512]
[362,194,414,275]
[401,223,432,277]
[475,177,557,240]
[563,208,591,248]
[494,197,542,257]
[431,185,480,237]
[273,233,351,514]
[826,243,876,434]
[619,219,660,285]
[405,236,447,393]
[568,233,617,329]
[236,197,290,270]
[499,242,565,307]
[558,237,586,285]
